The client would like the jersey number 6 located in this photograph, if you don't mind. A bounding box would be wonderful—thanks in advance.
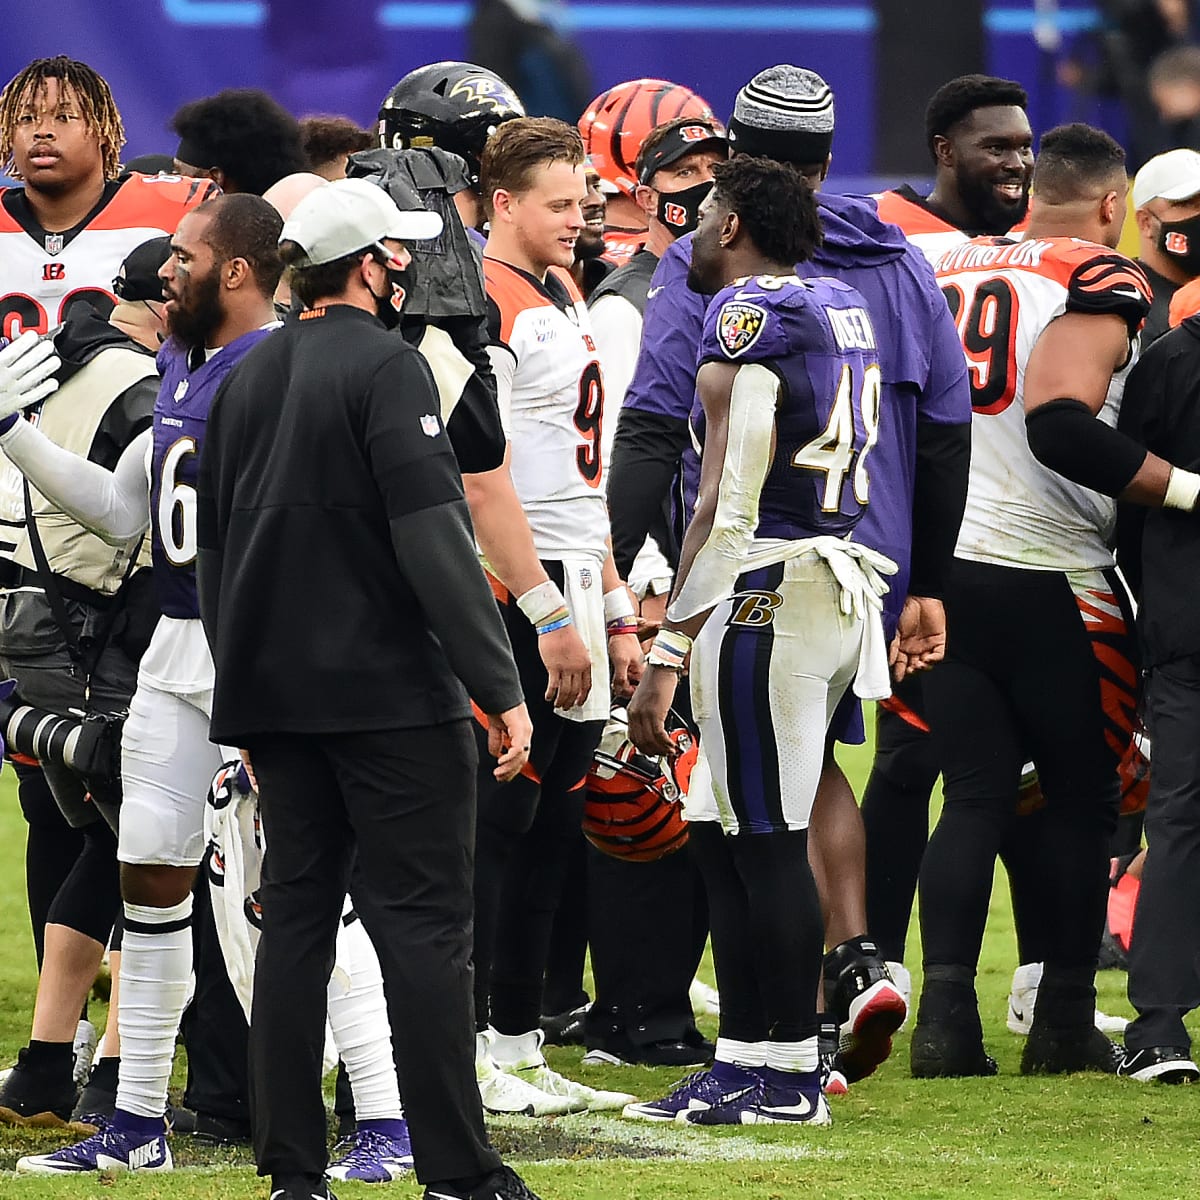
[158,437,198,567]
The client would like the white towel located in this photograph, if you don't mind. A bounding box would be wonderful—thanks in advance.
[557,553,611,722]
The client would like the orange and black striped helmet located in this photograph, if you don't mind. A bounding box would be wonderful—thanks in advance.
[583,706,698,863]
[579,79,716,198]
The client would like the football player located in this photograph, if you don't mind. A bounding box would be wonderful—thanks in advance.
[579,78,718,268]
[627,155,895,1127]
[608,65,970,1093]
[914,124,1200,1078]
[474,116,642,1113]
[0,54,214,1127]
[2,193,286,1175]
[874,74,1033,264]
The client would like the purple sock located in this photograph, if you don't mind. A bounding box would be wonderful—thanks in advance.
[711,1059,756,1086]
[757,1065,820,1092]
[111,1109,164,1140]
[357,1118,408,1139]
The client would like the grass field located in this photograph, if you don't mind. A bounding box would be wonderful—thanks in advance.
[1,738,1197,1199]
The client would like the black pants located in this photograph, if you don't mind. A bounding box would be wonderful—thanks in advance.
[584,842,708,1049]
[248,721,498,1185]
[920,559,1126,975]
[180,846,250,1123]
[473,572,604,1034]
[862,675,1052,966]
[1125,659,1200,1050]
[687,821,822,1044]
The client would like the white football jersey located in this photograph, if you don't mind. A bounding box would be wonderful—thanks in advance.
[0,172,216,339]
[0,172,214,563]
[874,186,1031,267]
[934,236,1151,571]
[484,259,609,561]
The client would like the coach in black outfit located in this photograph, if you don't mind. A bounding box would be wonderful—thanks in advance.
[1114,313,1200,1084]
[195,179,540,1200]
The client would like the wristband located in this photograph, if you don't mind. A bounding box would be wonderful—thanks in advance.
[517,579,570,627]
[1164,466,1200,512]
[0,413,18,436]
[606,619,639,637]
[536,614,574,635]
[647,628,692,671]
[603,586,636,625]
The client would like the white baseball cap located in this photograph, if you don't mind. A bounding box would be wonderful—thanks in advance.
[279,178,443,266]
[1132,148,1200,209]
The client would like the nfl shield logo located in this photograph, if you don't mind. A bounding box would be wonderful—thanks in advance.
[717,301,767,357]
[579,567,593,589]
[44,233,64,255]
[419,413,440,437]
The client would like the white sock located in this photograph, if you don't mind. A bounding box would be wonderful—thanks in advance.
[115,898,193,1118]
[765,1037,819,1074]
[328,914,403,1122]
[715,1037,766,1068]
[487,1028,543,1066]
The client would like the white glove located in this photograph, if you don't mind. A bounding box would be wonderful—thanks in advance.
[0,330,60,422]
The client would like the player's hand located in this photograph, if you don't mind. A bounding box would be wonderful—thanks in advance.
[0,331,60,422]
[627,666,678,756]
[889,595,947,681]
[538,623,592,711]
[609,632,645,699]
[487,703,533,782]
[238,748,259,793]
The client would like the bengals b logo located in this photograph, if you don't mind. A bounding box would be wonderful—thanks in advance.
[42,263,66,281]
[1166,231,1190,256]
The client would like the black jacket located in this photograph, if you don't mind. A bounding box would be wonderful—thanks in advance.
[1117,314,1200,666]
[196,304,522,742]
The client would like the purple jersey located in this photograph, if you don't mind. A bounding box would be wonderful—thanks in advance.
[152,328,275,619]
[700,274,879,540]
[623,192,970,626]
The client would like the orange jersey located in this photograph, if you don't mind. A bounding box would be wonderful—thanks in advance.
[935,235,1151,571]
[0,172,216,340]
[600,227,649,269]
[874,185,1031,266]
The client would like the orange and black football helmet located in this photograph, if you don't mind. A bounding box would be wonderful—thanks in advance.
[579,78,716,198]
[583,705,699,862]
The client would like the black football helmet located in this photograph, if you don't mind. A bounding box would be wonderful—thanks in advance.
[377,61,525,189]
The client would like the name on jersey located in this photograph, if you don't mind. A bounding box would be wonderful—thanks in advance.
[826,306,877,352]
[935,238,1053,275]
[162,417,183,428]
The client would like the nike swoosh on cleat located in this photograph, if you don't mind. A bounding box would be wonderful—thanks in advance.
[1011,1007,1025,1022]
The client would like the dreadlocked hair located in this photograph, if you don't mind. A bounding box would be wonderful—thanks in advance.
[0,57,125,180]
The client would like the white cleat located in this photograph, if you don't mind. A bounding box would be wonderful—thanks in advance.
[476,1032,576,1116]
[1007,962,1130,1036]
[490,1028,633,1112]
[689,978,721,1017]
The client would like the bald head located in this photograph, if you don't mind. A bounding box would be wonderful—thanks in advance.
[262,171,329,220]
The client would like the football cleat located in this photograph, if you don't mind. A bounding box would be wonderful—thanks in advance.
[621,1068,752,1122]
[824,942,907,1082]
[1006,963,1129,1036]
[689,978,721,1016]
[16,1123,172,1174]
[72,1020,98,1090]
[1021,1024,1122,1075]
[0,1046,80,1128]
[1118,1046,1200,1084]
[421,1163,542,1200]
[326,1125,414,1182]
[540,1002,589,1046]
[680,1080,832,1127]
[476,1032,576,1116]
[492,1029,632,1112]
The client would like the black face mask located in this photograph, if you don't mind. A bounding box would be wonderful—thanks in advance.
[370,267,408,330]
[656,181,713,238]
[1158,214,1200,275]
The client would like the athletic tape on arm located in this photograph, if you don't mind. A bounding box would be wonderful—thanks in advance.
[667,363,777,621]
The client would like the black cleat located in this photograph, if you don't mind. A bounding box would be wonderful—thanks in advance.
[910,1021,999,1078]
[423,1164,543,1200]
[540,1003,589,1046]
[0,1048,80,1128]
[1117,1045,1199,1084]
[1021,1025,1122,1075]
[171,1105,252,1144]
